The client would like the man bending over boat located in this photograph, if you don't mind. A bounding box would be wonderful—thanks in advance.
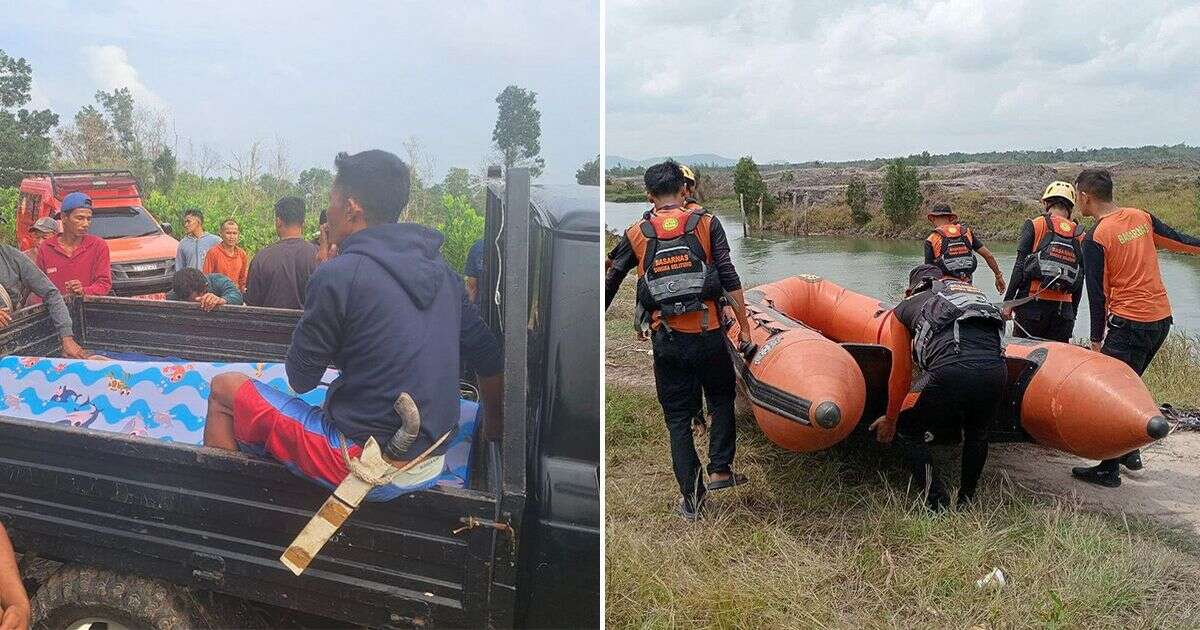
[870,264,1007,511]
[1070,168,1200,488]
[606,160,754,522]
[202,149,502,491]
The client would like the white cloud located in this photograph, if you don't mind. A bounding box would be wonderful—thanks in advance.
[28,79,52,111]
[82,44,167,112]
[607,0,1200,161]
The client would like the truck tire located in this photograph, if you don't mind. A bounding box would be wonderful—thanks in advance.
[30,565,207,630]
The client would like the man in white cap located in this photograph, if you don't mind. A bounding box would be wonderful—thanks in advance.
[23,217,58,261]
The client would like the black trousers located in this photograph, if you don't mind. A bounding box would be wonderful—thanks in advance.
[894,360,1008,502]
[1013,299,1075,343]
[1097,315,1172,473]
[651,328,737,503]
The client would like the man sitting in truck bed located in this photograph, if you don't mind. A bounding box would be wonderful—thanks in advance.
[203,149,502,489]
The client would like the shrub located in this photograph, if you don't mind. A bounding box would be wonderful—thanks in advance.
[846,177,870,226]
[882,159,922,225]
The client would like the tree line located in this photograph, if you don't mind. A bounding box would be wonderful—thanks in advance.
[1,48,592,266]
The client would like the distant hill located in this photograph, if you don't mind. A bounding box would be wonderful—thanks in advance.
[606,154,738,169]
[606,144,1200,174]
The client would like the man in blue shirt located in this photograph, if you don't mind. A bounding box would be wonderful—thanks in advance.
[202,150,502,490]
[166,267,244,310]
[175,208,222,271]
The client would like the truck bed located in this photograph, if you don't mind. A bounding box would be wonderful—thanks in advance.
[0,299,515,628]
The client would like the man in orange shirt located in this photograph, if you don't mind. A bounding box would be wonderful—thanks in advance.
[1071,169,1200,487]
[203,218,249,291]
[606,160,753,521]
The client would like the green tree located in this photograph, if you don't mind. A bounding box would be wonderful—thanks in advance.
[882,159,922,225]
[437,193,485,272]
[442,167,476,198]
[492,85,544,177]
[917,150,932,166]
[95,88,140,163]
[846,176,870,226]
[298,167,333,209]
[0,49,59,186]
[152,147,176,191]
[576,155,600,186]
[733,156,775,213]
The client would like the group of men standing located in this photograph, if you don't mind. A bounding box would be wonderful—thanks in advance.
[10,190,323,318]
[609,160,1200,520]
[169,197,320,311]
[902,169,1200,501]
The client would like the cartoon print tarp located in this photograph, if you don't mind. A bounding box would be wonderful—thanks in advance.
[0,356,477,495]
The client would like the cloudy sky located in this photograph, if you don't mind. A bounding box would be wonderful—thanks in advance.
[607,0,1200,162]
[7,1,600,183]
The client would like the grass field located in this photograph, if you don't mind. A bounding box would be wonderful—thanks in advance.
[605,283,1200,629]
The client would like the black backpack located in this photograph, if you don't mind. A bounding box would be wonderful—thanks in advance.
[635,208,723,325]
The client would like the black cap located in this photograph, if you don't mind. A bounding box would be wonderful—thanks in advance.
[926,203,956,217]
[908,264,944,292]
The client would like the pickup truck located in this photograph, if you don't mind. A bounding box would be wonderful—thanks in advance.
[16,170,179,296]
[0,170,600,628]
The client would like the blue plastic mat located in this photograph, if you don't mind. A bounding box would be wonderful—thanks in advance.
[0,356,476,492]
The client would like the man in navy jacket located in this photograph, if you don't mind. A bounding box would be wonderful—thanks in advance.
[203,150,502,489]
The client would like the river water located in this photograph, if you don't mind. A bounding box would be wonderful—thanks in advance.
[607,202,1200,337]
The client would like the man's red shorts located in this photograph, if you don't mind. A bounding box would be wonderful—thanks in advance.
[232,378,364,490]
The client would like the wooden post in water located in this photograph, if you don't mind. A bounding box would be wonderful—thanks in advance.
[740,193,748,237]
[791,192,797,236]
[757,195,764,231]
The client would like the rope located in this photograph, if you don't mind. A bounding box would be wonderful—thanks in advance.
[337,429,453,487]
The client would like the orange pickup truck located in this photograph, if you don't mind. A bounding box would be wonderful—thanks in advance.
[16,170,179,296]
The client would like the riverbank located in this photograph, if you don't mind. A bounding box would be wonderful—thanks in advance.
[605,282,1200,627]
[605,160,1200,241]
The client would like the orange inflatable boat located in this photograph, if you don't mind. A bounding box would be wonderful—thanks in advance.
[723,294,866,452]
[730,275,1168,460]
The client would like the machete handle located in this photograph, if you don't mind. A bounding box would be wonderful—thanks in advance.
[384,392,421,461]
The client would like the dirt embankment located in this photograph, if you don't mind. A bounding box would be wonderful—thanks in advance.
[608,158,1200,239]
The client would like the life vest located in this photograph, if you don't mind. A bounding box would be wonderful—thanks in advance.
[911,279,1003,370]
[634,206,723,327]
[929,224,978,278]
[1023,215,1082,298]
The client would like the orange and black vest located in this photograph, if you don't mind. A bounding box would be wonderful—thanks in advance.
[626,205,723,333]
[927,223,977,278]
[1023,214,1082,302]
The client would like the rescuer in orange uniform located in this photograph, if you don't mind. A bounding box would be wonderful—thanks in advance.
[1072,168,1200,487]
[1001,181,1085,342]
[606,160,754,521]
[924,203,1006,294]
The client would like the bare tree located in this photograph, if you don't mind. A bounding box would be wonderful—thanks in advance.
[402,135,437,222]
[225,141,263,184]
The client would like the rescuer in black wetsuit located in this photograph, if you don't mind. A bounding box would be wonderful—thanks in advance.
[870,264,1008,511]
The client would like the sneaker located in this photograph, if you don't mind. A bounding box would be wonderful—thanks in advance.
[1071,465,1121,488]
[677,496,704,522]
[1121,450,1144,471]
